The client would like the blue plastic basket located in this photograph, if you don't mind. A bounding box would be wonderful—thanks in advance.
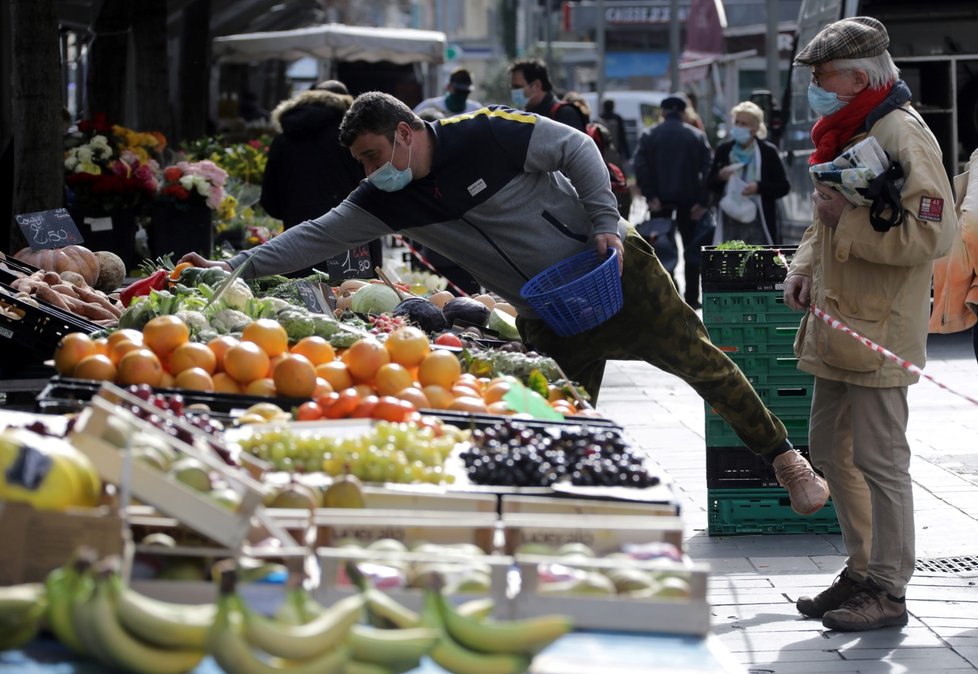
[520,248,623,336]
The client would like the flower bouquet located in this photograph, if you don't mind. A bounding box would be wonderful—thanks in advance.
[159,160,229,211]
[214,178,283,251]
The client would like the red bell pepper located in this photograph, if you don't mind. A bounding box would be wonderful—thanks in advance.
[119,269,169,307]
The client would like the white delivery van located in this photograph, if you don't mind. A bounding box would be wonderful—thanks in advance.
[581,90,670,157]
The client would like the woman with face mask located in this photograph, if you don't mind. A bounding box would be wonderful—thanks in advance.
[707,101,790,244]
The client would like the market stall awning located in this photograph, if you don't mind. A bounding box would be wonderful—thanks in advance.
[212,23,447,65]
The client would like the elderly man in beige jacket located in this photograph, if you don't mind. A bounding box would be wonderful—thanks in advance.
[784,16,957,631]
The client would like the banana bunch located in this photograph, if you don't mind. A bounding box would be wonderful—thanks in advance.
[0,428,102,511]
[0,583,47,652]
[418,586,573,674]
[208,564,440,674]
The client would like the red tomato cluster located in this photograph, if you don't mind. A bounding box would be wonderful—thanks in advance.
[294,387,419,423]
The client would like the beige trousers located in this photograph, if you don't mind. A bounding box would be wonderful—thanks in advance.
[808,377,914,597]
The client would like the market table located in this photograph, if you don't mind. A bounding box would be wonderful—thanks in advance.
[2,631,746,674]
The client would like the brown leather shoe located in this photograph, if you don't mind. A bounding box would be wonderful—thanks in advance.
[796,568,864,618]
[773,449,829,515]
[822,580,909,631]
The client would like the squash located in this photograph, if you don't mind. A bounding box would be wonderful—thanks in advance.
[93,251,126,291]
[14,245,100,286]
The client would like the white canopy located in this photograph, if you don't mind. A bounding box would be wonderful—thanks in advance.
[212,23,447,65]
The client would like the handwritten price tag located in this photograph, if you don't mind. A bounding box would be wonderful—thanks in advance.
[15,209,84,251]
[326,244,375,281]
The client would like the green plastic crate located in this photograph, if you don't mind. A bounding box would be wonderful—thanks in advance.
[703,291,799,325]
[706,409,810,448]
[708,487,841,535]
[709,323,799,355]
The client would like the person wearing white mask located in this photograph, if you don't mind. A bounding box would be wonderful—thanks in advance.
[708,101,790,245]
[784,16,956,632]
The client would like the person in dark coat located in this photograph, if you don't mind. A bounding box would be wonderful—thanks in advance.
[600,99,629,160]
[707,100,790,245]
[508,59,586,132]
[261,80,382,278]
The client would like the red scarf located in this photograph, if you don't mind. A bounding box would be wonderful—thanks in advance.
[810,84,893,164]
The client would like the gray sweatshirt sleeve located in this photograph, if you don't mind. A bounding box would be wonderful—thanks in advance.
[521,115,623,238]
[228,200,390,278]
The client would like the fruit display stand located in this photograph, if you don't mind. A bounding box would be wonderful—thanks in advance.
[500,493,678,518]
[502,515,711,636]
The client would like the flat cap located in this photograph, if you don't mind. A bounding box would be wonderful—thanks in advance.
[794,16,889,66]
[661,93,687,112]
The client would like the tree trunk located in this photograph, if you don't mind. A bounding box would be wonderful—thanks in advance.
[9,0,62,252]
[87,0,131,125]
[177,0,211,145]
[132,1,172,141]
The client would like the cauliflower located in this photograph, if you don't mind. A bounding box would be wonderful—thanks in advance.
[175,310,209,336]
[196,328,220,344]
[276,308,315,342]
[210,308,251,334]
[257,296,293,318]
[221,280,254,311]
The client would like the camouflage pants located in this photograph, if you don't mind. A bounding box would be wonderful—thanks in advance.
[517,226,788,455]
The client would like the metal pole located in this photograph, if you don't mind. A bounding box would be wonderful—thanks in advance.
[597,0,606,101]
[669,0,681,91]
[766,0,780,95]
[544,0,553,67]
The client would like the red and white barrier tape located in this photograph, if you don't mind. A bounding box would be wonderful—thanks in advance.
[393,235,470,297]
[809,304,978,406]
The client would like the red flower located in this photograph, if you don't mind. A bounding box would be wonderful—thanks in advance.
[163,166,183,182]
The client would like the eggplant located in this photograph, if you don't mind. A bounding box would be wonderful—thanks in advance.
[392,296,448,333]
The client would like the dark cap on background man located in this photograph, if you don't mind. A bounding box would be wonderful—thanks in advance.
[313,79,350,95]
[794,16,889,65]
[661,93,688,113]
[448,68,473,92]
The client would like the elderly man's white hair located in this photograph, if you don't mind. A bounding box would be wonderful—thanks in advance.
[826,52,901,90]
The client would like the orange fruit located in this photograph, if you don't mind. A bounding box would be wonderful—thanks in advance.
[316,361,353,391]
[384,326,430,367]
[352,384,376,399]
[116,348,164,387]
[72,354,117,382]
[142,315,190,358]
[484,381,514,405]
[242,318,289,357]
[244,377,277,397]
[418,350,461,389]
[107,329,143,349]
[456,374,484,394]
[342,337,390,382]
[212,372,244,394]
[272,354,317,399]
[207,336,239,372]
[421,385,454,409]
[223,341,270,384]
[374,363,414,397]
[397,386,431,410]
[448,396,488,414]
[167,342,217,375]
[109,339,143,366]
[290,336,336,366]
[486,401,514,415]
[92,338,111,357]
[174,367,215,392]
[312,378,334,399]
[451,384,481,399]
[54,333,97,376]
[266,354,286,378]
[160,371,175,388]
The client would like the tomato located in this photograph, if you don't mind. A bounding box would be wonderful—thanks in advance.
[434,332,463,348]
[371,396,417,423]
[350,395,380,419]
[295,401,324,421]
[324,388,361,419]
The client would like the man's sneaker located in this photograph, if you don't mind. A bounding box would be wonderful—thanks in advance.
[772,449,829,515]
[796,568,864,618]
[821,579,908,631]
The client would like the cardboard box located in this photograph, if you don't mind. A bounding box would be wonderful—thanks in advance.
[0,502,123,585]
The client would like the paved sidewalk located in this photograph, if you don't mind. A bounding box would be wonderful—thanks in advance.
[595,330,978,673]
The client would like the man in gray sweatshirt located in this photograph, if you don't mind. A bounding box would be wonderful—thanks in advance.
[180,91,829,516]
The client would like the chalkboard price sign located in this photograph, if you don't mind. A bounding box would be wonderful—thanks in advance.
[15,209,85,251]
[295,281,335,314]
[326,244,375,282]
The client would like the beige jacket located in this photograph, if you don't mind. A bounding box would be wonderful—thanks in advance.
[929,147,978,334]
[787,104,957,387]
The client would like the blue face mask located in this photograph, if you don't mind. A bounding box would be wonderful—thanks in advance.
[511,88,528,109]
[730,126,753,145]
[808,83,848,117]
[368,136,413,192]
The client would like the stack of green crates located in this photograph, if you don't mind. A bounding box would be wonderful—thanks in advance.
[700,246,841,535]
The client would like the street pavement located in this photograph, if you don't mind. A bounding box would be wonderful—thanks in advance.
[595,328,978,673]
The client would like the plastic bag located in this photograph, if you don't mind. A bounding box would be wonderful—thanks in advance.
[719,174,758,223]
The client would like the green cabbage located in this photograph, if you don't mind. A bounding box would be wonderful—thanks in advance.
[350,284,401,315]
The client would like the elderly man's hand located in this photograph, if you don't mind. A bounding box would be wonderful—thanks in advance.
[595,233,624,275]
[178,252,232,271]
[812,183,847,229]
[783,274,811,311]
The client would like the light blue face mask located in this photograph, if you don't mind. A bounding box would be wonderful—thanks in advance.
[511,88,528,109]
[730,126,753,145]
[368,135,413,192]
[808,83,848,117]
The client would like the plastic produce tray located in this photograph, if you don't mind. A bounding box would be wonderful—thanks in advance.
[702,291,800,325]
[424,409,622,432]
[708,323,799,355]
[706,445,817,490]
[0,282,103,357]
[701,245,797,292]
[707,487,841,535]
[705,408,809,448]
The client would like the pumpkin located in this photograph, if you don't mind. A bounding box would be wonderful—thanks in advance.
[14,245,100,286]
